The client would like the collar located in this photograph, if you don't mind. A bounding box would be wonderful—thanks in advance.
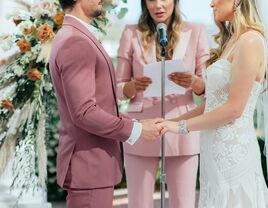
[65,14,102,41]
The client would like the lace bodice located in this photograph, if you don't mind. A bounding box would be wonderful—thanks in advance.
[201,59,262,175]
[204,59,262,117]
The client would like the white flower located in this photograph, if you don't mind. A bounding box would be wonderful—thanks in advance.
[30,5,42,18]
[36,40,52,63]
[112,0,120,6]
[0,36,15,51]
[13,65,24,77]
[31,44,41,57]
[20,52,32,65]
[44,82,53,92]
[0,82,18,100]
[18,20,34,32]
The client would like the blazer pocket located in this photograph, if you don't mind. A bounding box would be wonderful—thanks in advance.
[127,102,143,113]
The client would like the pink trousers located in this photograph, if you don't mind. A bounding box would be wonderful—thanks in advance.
[124,154,198,208]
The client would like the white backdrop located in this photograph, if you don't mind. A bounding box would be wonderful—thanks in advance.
[0,0,217,59]
[124,0,214,25]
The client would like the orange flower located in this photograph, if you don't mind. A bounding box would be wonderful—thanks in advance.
[0,59,7,66]
[53,12,65,26]
[23,26,36,35]
[36,24,55,43]
[27,68,42,81]
[17,39,31,52]
[1,99,14,111]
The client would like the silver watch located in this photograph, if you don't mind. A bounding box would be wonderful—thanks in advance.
[178,120,189,134]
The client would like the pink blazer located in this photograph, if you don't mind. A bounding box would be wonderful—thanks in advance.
[117,23,209,156]
[49,16,133,189]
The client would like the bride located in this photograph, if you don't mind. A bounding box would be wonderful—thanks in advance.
[159,0,268,207]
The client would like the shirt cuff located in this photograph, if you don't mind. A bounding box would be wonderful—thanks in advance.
[126,121,142,145]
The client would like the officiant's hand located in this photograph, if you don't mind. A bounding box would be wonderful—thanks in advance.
[123,76,152,99]
[168,72,205,95]
[168,71,197,88]
[134,76,152,92]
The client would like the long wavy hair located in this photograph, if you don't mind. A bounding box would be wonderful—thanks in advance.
[206,0,265,67]
[138,0,182,61]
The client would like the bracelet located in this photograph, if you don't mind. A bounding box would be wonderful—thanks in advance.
[178,120,189,134]
[194,89,205,97]
[192,77,205,96]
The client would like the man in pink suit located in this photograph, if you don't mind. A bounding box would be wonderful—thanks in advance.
[49,0,163,207]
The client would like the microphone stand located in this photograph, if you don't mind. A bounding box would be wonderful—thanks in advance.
[160,46,166,208]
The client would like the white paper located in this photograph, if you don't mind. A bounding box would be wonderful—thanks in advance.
[143,59,188,97]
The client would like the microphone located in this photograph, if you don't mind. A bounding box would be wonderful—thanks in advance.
[156,23,168,47]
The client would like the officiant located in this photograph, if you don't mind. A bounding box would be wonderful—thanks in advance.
[116,0,209,207]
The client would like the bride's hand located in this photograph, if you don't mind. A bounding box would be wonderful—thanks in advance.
[158,120,179,134]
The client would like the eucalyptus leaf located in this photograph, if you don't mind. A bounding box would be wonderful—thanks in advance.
[117,8,128,19]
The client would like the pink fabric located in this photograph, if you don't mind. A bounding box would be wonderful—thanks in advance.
[66,186,114,208]
[116,23,210,156]
[124,154,198,208]
[49,16,133,189]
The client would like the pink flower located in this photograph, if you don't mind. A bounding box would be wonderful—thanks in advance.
[30,0,57,18]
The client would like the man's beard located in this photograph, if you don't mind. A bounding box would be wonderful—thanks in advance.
[92,9,105,18]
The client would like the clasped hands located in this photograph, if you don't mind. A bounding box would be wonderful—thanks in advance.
[139,119,180,141]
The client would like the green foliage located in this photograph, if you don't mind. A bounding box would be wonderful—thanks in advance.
[45,93,67,201]
[117,8,128,19]
[258,138,268,185]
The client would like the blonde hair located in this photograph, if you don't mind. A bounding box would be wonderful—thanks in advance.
[206,0,265,67]
[138,0,182,61]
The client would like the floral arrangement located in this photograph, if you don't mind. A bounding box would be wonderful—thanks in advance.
[0,0,127,198]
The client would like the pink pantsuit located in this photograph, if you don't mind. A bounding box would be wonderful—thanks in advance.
[117,23,209,208]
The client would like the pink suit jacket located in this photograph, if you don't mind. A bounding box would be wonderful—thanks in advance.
[49,16,133,189]
[117,23,209,157]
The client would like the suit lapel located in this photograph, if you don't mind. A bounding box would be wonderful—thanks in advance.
[172,28,192,60]
[63,16,118,109]
[136,25,192,62]
[136,29,157,64]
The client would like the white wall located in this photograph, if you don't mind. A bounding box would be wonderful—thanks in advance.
[0,0,33,35]
[103,0,217,57]
[120,0,214,25]
[0,0,218,59]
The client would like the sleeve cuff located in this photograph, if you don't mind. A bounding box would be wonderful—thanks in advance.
[126,121,142,145]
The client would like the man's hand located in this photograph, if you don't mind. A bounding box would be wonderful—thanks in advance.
[139,118,164,140]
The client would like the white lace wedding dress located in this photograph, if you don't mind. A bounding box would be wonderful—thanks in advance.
[199,57,268,207]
